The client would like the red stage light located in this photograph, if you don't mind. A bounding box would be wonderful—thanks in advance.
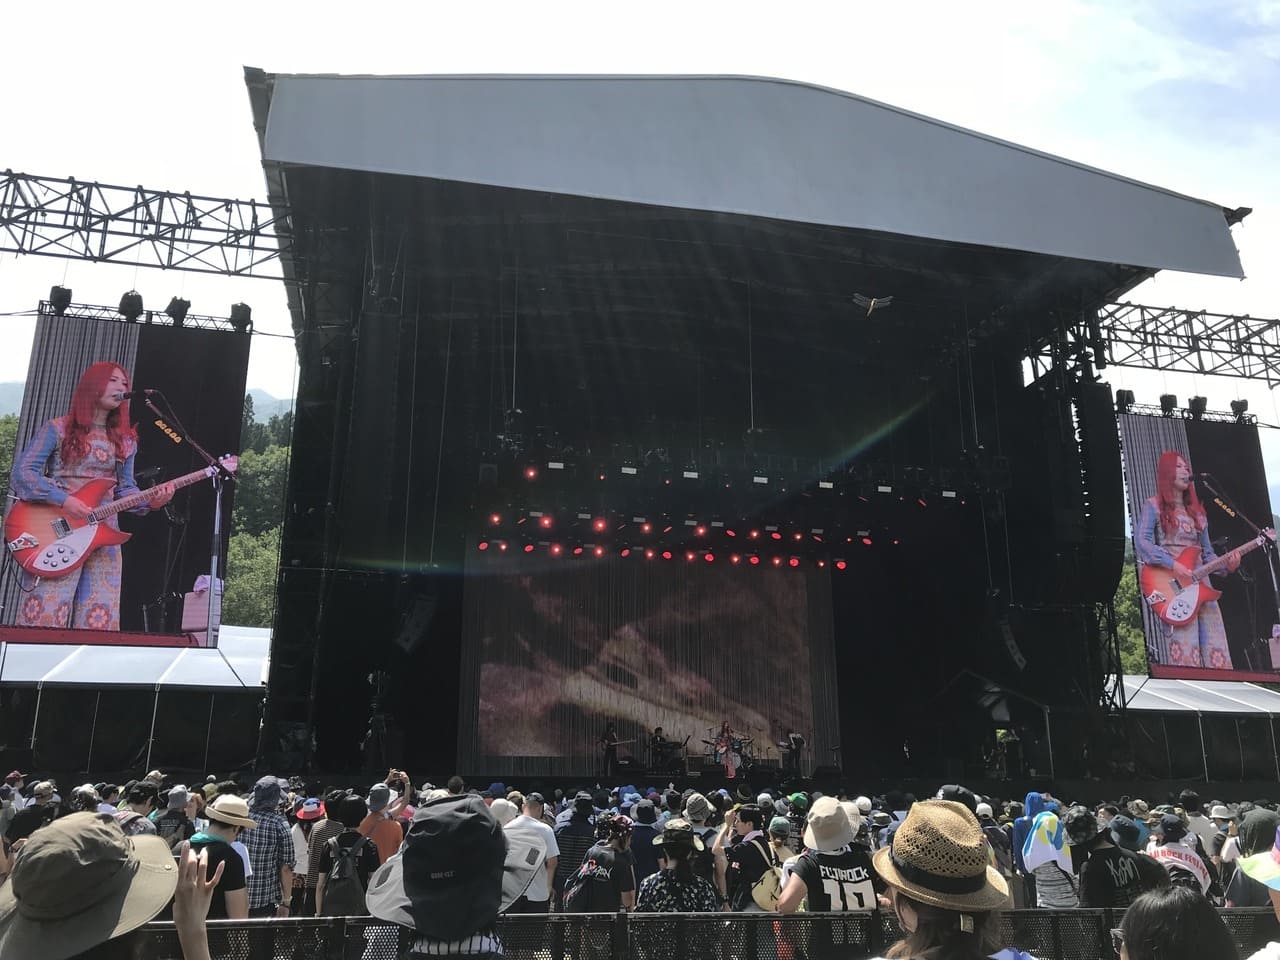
[641,523,652,534]
[817,560,826,568]
[771,532,782,540]
[788,557,800,567]
[748,555,760,565]
[704,553,714,562]
[731,555,741,564]
[725,529,737,538]
[686,551,695,562]
[551,544,563,556]
[772,556,783,566]
[835,560,847,570]
[750,530,760,539]
[918,498,928,508]
[594,546,605,557]
[662,551,673,560]
[599,474,606,481]
[645,549,655,559]
[489,514,501,525]
[524,544,535,553]
[893,539,901,545]
[861,537,873,546]
[663,525,674,533]
[695,525,707,536]
[572,546,584,556]
[621,548,631,558]
[478,541,489,551]
[793,533,803,541]
[498,542,509,552]
[539,516,553,529]
[593,518,607,532]
[524,467,538,480]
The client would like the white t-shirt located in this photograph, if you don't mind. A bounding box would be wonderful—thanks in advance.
[505,814,560,901]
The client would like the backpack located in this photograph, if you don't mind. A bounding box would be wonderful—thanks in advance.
[321,834,370,916]
[690,829,717,884]
[749,839,783,911]
[561,852,616,913]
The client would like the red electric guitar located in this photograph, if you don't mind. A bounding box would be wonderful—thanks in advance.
[1140,528,1275,626]
[3,456,237,579]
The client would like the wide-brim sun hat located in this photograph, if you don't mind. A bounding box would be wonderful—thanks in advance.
[0,812,177,960]
[205,794,258,829]
[872,799,1011,913]
[653,818,705,851]
[804,796,856,853]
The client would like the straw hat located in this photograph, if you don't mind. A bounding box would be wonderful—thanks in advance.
[0,812,177,960]
[872,800,1011,912]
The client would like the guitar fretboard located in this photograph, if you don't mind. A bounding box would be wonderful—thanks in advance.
[88,464,218,521]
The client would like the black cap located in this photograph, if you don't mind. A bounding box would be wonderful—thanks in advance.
[525,792,546,806]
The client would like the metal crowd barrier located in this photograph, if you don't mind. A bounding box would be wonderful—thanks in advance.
[141,907,1279,960]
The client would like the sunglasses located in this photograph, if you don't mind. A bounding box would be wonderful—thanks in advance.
[1111,927,1124,958]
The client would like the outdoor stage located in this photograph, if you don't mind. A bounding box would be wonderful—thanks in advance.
[241,70,1252,779]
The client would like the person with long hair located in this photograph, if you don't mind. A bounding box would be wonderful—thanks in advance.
[869,800,1037,960]
[1115,886,1238,960]
[8,361,172,630]
[1135,450,1237,669]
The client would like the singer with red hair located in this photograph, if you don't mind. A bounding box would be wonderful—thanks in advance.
[8,362,173,630]
[1135,450,1237,668]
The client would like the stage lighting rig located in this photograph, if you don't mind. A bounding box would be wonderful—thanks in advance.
[1232,399,1249,422]
[117,290,144,322]
[1115,389,1135,413]
[1188,396,1207,420]
[165,296,191,327]
[48,285,72,316]
[229,302,252,334]
[1159,394,1178,417]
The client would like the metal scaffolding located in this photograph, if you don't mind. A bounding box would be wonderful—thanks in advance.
[0,170,289,278]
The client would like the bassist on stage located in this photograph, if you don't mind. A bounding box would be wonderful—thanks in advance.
[7,362,173,630]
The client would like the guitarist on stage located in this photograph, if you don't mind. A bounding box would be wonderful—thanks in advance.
[8,362,173,630]
[1136,451,1238,669]
[598,722,621,777]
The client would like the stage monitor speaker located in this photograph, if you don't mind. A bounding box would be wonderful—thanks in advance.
[811,765,842,780]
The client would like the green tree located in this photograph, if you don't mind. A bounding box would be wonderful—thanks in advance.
[266,410,293,448]
[240,394,269,454]
[1114,559,1149,675]
[232,444,289,537]
[0,414,17,506]
[222,526,281,628]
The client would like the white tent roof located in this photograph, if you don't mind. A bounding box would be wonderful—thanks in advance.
[1120,675,1280,715]
[0,625,269,690]
[258,72,1245,278]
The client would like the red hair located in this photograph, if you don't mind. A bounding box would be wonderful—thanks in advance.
[60,361,137,464]
[1155,450,1206,538]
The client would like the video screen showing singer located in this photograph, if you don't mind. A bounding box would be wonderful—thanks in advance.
[5,362,174,630]
[1135,451,1238,669]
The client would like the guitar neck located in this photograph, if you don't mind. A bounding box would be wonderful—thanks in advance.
[1196,537,1266,579]
[89,465,214,521]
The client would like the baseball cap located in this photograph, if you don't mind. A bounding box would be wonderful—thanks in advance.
[1154,813,1187,842]
[975,802,994,819]
[525,792,546,807]
[632,799,658,824]
[768,815,792,838]
[367,782,392,813]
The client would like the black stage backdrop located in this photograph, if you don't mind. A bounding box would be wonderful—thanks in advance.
[2,314,249,637]
[1119,413,1279,681]
[458,547,840,777]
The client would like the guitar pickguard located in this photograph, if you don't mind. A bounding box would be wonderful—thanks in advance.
[22,524,98,574]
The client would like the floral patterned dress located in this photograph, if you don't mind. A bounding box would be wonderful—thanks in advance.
[10,418,145,630]
[1135,498,1233,669]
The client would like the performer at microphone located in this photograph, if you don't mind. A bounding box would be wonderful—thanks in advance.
[598,721,620,777]
[1135,451,1238,669]
[7,362,174,630]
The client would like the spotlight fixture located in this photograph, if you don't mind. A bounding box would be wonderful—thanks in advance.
[48,285,72,316]
[1188,396,1207,421]
[1231,399,1249,422]
[229,302,252,334]
[117,290,144,323]
[1159,394,1178,417]
[1115,389,1135,413]
[165,296,190,327]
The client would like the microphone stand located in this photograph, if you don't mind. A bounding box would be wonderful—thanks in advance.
[1197,474,1280,669]
[139,392,232,647]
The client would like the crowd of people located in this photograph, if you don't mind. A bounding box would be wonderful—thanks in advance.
[0,766,1276,959]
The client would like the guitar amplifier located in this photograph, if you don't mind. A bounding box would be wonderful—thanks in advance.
[181,580,223,648]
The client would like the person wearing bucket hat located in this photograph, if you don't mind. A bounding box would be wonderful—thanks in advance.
[365,793,516,957]
[777,796,876,922]
[0,812,226,960]
[188,794,258,920]
[637,818,721,914]
[1067,805,1168,908]
[868,800,1037,960]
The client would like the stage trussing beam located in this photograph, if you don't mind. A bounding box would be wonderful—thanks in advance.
[0,170,289,278]
[1031,301,1280,387]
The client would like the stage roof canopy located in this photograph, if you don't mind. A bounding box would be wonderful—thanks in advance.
[1120,676,1280,715]
[0,626,270,690]
[253,72,1244,279]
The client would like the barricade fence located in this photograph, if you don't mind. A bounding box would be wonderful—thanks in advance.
[142,907,1279,960]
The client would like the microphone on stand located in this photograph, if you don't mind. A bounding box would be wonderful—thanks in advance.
[117,389,156,400]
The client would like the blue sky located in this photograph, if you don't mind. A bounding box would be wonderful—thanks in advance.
[1,0,1277,499]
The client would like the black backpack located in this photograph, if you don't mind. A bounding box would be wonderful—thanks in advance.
[561,852,616,913]
[321,834,371,916]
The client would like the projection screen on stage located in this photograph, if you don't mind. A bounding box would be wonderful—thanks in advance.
[457,547,841,777]
[1119,412,1280,682]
